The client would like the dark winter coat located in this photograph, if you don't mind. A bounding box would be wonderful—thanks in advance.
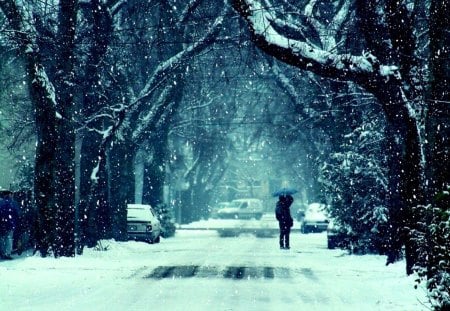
[0,198,19,234]
[275,196,294,230]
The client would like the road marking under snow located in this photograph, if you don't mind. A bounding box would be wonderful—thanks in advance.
[142,265,317,280]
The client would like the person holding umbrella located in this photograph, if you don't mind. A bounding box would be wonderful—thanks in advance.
[275,192,294,250]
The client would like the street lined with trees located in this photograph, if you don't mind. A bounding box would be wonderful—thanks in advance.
[0,0,448,309]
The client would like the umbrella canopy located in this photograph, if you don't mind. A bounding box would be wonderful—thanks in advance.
[272,187,298,197]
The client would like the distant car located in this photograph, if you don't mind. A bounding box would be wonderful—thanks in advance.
[300,203,329,233]
[210,202,231,219]
[216,198,264,220]
[127,204,161,243]
[327,220,353,249]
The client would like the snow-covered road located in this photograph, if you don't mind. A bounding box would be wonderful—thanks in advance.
[0,228,427,310]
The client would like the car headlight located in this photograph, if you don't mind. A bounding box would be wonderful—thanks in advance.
[146,224,153,232]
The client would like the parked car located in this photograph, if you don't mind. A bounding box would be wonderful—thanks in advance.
[300,203,329,233]
[327,220,353,249]
[127,204,161,243]
[216,198,264,220]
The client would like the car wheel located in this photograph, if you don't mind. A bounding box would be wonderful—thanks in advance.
[154,235,161,244]
[255,213,262,220]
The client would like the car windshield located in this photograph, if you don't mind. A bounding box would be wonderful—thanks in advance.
[127,208,151,220]
[228,201,243,208]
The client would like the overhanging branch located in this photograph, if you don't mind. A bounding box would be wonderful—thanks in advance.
[231,0,389,89]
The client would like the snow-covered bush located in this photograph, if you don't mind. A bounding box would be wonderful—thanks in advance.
[412,187,450,310]
[319,120,389,254]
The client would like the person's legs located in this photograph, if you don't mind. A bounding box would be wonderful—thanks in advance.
[280,228,289,249]
[279,231,284,248]
[285,229,290,249]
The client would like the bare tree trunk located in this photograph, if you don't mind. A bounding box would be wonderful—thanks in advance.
[423,0,450,300]
[109,140,136,241]
[53,0,78,258]
[32,63,57,257]
[142,140,167,207]
[426,0,450,198]
[78,0,112,249]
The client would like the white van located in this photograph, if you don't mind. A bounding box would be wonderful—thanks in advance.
[127,204,161,243]
[216,198,264,220]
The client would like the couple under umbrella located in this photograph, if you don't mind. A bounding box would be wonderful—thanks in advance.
[273,188,297,250]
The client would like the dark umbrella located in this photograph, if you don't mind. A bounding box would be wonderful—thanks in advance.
[272,187,298,197]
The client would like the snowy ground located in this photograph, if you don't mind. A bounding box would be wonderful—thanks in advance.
[1,219,428,311]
